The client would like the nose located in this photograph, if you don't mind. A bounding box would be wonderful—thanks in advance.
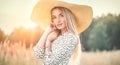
[56,17,60,23]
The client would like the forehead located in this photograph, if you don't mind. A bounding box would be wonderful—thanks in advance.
[51,8,63,15]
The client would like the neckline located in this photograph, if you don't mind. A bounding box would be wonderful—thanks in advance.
[58,31,72,38]
[60,31,70,36]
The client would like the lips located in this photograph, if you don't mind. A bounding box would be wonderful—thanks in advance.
[57,23,62,27]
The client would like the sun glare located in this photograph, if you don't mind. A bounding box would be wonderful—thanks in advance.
[24,21,37,29]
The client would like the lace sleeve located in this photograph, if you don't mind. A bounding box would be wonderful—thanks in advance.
[44,33,77,65]
[33,45,45,59]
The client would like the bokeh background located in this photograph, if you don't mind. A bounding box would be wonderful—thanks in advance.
[0,0,120,65]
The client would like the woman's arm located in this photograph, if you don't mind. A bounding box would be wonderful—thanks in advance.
[45,31,59,53]
[44,33,77,65]
[33,30,49,59]
[33,24,54,59]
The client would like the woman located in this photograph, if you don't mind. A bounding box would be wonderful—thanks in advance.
[31,0,93,65]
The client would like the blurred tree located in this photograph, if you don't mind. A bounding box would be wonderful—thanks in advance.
[81,13,120,51]
[80,18,96,51]
[106,14,120,50]
[7,26,43,48]
[0,28,6,42]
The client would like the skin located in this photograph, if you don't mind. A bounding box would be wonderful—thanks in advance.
[37,8,68,53]
[51,8,67,34]
[45,30,59,53]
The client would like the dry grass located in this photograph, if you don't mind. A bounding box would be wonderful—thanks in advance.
[0,40,42,65]
[0,40,120,65]
[81,51,120,65]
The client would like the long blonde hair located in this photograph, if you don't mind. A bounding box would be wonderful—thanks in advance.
[51,7,81,65]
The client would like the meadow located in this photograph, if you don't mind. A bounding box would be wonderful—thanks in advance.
[0,40,120,65]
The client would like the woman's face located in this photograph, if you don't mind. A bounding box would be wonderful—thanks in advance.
[51,8,66,30]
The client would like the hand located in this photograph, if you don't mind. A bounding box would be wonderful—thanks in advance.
[45,23,56,34]
[45,38,52,53]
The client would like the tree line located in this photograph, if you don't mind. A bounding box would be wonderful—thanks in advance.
[0,13,120,51]
[81,13,120,51]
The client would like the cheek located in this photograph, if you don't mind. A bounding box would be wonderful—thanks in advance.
[53,18,58,23]
[53,21,57,26]
[62,22,66,28]
[61,18,66,26]
[61,17,66,23]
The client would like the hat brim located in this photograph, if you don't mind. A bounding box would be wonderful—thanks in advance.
[31,0,93,33]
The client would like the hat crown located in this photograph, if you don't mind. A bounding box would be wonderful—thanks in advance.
[31,0,93,33]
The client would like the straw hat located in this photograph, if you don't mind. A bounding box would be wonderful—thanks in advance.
[31,0,93,33]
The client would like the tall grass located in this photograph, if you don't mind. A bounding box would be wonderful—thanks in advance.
[81,51,120,65]
[0,40,42,65]
[0,40,120,65]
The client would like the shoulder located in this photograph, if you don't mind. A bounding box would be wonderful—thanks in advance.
[63,32,76,38]
[62,32,77,43]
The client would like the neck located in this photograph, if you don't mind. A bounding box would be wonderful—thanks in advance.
[61,28,68,35]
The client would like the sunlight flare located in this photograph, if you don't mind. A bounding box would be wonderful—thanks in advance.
[24,21,37,29]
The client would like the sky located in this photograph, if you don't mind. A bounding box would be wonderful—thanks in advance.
[0,0,120,35]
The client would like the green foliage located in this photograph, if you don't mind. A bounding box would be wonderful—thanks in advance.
[81,13,120,51]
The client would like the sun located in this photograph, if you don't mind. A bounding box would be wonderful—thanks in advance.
[24,21,37,29]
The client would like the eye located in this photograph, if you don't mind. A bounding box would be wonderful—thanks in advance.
[60,14,64,17]
[52,15,56,19]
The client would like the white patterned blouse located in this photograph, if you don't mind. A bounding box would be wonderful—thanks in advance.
[33,32,77,65]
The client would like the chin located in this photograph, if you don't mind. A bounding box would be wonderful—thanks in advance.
[57,27,63,30]
[57,28,62,30]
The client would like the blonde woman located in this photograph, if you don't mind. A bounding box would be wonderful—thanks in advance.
[32,0,93,65]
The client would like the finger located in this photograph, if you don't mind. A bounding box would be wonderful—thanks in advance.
[50,23,52,27]
[50,23,54,27]
[53,26,57,30]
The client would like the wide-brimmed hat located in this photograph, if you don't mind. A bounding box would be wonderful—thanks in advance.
[31,0,93,33]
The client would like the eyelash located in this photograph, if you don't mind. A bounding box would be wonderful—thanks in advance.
[52,16,56,19]
[60,14,64,17]
[52,14,64,19]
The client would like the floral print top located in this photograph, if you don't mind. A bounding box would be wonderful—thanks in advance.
[33,32,77,65]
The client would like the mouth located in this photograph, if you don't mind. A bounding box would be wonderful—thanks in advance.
[57,23,62,27]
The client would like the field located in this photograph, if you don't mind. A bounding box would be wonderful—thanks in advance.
[81,51,120,65]
[0,40,120,65]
